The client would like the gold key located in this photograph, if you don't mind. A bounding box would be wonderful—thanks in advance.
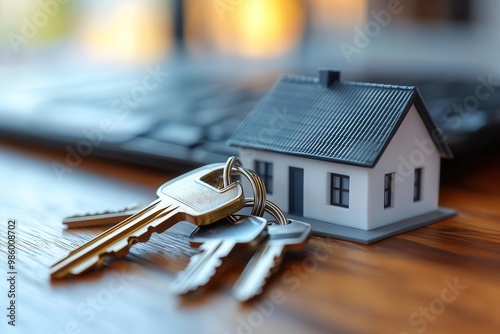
[62,203,145,228]
[50,163,245,279]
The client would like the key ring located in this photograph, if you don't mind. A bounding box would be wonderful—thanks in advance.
[223,156,266,218]
[243,199,288,226]
[223,157,287,226]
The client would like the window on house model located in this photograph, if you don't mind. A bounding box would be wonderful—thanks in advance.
[330,173,349,208]
[384,173,394,209]
[255,160,273,194]
[414,168,422,202]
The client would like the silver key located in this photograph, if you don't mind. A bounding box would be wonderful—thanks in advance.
[50,163,246,279]
[232,220,312,301]
[63,204,145,228]
[170,215,267,295]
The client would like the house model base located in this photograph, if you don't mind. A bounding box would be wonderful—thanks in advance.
[288,207,456,244]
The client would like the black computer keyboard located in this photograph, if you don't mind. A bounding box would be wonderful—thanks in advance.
[0,70,266,170]
[396,77,500,156]
[1,70,498,171]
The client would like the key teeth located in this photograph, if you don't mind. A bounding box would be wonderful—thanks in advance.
[171,256,224,295]
[64,204,142,219]
[234,250,283,302]
[178,250,206,275]
[51,231,149,280]
[171,242,211,279]
[51,254,106,280]
[52,202,178,280]
[185,258,221,293]
[234,272,269,302]
[236,263,274,302]
[169,252,204,294]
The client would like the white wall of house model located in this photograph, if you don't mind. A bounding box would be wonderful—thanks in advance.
[239,105,440,231]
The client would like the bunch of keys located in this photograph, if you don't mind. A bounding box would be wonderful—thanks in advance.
[51,157,312,301]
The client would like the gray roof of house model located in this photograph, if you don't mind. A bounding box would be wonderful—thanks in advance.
[228,70,453,167]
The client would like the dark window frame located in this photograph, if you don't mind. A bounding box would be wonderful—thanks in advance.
[330,173,350,208]
[255,160,273,195]
[289,167,304,216]
[384,173,394,209]
[414,168,422,202]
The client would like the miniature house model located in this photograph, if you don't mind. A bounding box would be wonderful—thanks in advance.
[228,70,455,243]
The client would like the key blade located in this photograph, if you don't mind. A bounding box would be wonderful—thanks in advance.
[171,240,236,294]
[169,240,225,295]
[232,244,285,302]
[50,200,178,279]
[178,240,236,294]
[232,220,312,301]
[63,204,145,228]
[172,215,268,295]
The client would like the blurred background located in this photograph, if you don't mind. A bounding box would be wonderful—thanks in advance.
[0,0,499,170]
[2,0,499,72]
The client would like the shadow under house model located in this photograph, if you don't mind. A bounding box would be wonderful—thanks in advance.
[228,69,456,244]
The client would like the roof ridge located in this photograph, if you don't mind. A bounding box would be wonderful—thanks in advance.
[282,74,415,91]
[229,72,452,165]
[282,74,318,83]
[345,81,415,91]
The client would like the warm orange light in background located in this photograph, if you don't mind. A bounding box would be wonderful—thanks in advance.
[185,0,368,58]
[77,0,172,65]
[0,0,369,63]
[187,0,306,58]
[310,0,367,27]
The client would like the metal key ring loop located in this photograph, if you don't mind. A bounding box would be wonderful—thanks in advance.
[244,199,288,226]
[223,157,266,217]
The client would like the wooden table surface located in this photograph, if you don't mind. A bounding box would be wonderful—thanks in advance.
[1,142,499,334]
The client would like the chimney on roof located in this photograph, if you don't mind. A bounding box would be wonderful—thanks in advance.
[319,69,340,87]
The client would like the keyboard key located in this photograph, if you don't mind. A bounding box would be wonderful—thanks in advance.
[207,118,243,141]
[192,106,237,126]
[121,137,191,161]
[38,104,155,143]
[148,123,204,147]
[191,148,230,164]
[197,141,239,156]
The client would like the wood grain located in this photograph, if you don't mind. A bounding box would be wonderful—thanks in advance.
[0,142,499,334]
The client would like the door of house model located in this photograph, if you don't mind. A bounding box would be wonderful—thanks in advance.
[289,167,304,216]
